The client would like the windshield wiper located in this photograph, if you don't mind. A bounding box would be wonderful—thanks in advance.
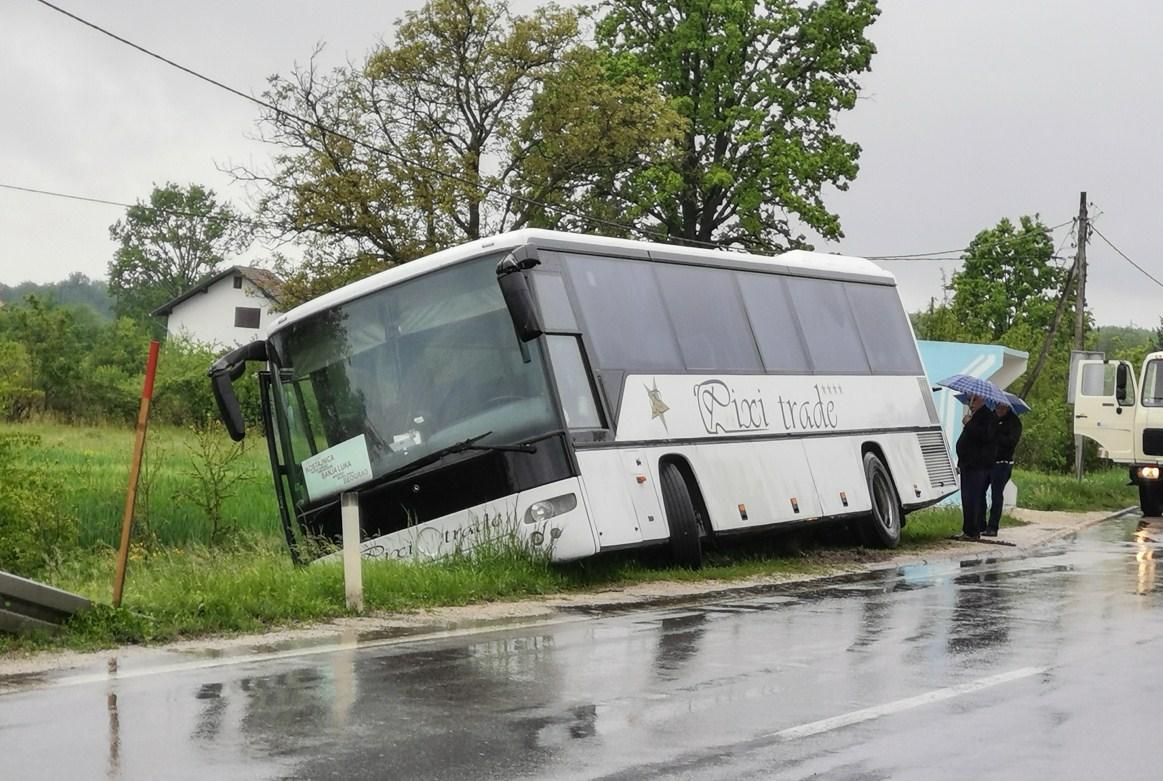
[381,431,537,483]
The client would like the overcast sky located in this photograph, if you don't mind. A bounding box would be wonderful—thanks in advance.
[2,0,1160,327]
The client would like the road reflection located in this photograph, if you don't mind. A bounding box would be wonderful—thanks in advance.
[1135,520,1157,595]
[948,562,1012,655]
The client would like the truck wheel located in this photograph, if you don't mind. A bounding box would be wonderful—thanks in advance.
[1140,482,1163,517]
[660,462,702,569]
[863,452,902,549]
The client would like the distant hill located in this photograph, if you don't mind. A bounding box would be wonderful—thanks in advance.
[0,273,112,318]
[1093,324,1159,357]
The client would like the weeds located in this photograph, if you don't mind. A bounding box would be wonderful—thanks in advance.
[177,420,256,544]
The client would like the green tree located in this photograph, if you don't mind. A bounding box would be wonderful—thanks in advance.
[4,295,93,415]
[1093,325,1155,367]
[237,0,578,291]
[912,215,1082,473]
[0,339,40,420]
[592,0,879,250]
[948,216,1066,340]
[107,183,252,327]
[237,0,678,304]
[512,46,685,232]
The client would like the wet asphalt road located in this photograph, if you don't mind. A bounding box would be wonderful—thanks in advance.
[5,512,1163,780]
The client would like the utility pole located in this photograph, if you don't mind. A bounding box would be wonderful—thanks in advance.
[1073,192,1089,480]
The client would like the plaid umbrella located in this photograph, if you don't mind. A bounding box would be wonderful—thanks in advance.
[937,373,1009,408]
[954,390,1031,414]
[1002,391,1032,414]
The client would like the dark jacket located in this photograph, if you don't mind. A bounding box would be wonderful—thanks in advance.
[995,411,1023,462]
[956,406,997,471]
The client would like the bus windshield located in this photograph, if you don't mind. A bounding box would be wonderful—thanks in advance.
[268,254,559,505]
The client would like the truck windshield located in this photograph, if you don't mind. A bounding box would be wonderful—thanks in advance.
[1144,360,1163,407]
[268,254,559,504]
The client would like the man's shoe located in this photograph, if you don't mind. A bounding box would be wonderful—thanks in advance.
[954,533,981,541]
[982,529,998,537]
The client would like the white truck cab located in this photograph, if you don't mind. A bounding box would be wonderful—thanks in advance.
[1073,351,1163,516]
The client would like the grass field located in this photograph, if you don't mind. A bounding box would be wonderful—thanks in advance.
[0,505,1003,655]
[1013,466,1137,511]
[0,422,1138,653]
[3,422,280,547]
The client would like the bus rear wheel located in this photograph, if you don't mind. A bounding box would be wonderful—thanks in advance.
[1140,482,1163,517]
[863,452,902,549]
[660,462,702,569]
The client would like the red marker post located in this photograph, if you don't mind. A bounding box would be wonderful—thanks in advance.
[112,339,161,608]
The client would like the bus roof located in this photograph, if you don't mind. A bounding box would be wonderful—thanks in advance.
[267,229,895,336]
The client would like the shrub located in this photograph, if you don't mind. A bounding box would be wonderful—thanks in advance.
[153,340,262,430]
[176,421,256,544]
[0,433,79,577]
[0,339,42,421]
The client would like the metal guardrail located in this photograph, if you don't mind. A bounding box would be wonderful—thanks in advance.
[0,570,91,635]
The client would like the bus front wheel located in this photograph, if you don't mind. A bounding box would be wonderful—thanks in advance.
[660,462,702,569]
[1140,482,1163,517]
[863,453,902,549]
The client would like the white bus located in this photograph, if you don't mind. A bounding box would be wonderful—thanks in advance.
[210,230,957,567]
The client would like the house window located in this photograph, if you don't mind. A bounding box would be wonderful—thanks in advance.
[235,306,261,329]
[233,275,243,289]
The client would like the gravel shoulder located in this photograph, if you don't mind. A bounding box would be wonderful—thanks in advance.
[0,506,1134,681]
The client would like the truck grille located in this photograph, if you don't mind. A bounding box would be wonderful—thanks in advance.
[917,431,956,489]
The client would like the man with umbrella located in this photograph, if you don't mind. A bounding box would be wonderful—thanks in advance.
[939,374,1008,540]
[956,394,997,539]
[985,392,1027,537]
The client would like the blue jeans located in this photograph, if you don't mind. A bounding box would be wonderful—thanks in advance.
[988,462,1014,532]
[961,468,990,536]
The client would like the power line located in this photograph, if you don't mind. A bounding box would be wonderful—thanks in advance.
[0,182,261,227]
[31,0,733,252]
[1090,224,1163,289]
[872,255,1068,263]
[867,218,1076,261]
[0,179,1078,269]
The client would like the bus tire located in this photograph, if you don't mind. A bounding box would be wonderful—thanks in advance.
[660,462,702,569]
[863,452,902,549]
[1140,482,1163,517]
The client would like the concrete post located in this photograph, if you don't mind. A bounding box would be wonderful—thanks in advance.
[341,492,364,612]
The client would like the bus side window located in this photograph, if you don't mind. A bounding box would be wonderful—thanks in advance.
[786,277,871,374]
[546,335,603,429]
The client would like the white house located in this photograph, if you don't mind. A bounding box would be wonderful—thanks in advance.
[151,266,283,348]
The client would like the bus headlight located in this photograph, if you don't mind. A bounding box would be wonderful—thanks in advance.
[523,493,578,525]
[1139,466,1160,480]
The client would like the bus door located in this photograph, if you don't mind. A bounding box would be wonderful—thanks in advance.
[259,370,304,562]
[1073,359,1136,461]
[540,333,651,548]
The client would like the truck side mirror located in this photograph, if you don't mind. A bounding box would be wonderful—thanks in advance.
[497,249,543,343]
[1116,362,1130,405]
[208,340,268,441]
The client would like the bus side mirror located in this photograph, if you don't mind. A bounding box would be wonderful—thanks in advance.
[1116,362,1130,405]
[497,251,543,343]
[208,340,268,441]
